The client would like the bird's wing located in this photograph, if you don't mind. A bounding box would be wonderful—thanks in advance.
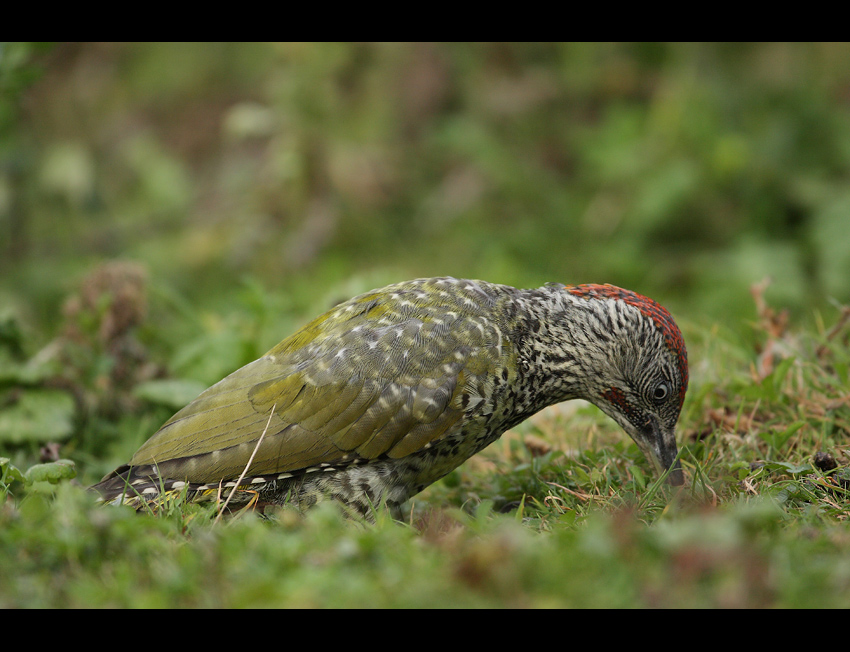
[120,288,512,484]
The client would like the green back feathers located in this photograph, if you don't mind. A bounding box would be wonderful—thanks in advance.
[125,278,515,484]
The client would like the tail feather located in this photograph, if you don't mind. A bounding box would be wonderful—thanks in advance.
[90,464,186,506]
[90,464,304,508]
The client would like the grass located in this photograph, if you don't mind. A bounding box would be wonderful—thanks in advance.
[1,287,849,608]
[5,43,850,608]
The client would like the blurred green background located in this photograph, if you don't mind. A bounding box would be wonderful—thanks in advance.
[4,43,850,608]
[2,43,850,468]
[4,43,850,332]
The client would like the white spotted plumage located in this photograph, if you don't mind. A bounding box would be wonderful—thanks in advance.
[93,277,688,515]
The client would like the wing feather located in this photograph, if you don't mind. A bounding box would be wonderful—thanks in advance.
[116,280,512,486]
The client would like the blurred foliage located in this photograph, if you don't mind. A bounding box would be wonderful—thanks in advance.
[3,482,850,608]
[1,44,850,606]
[2,42,850,335]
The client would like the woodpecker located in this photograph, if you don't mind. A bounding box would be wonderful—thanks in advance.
[93,277,688,515]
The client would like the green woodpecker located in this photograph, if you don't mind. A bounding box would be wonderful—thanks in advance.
[93,277,688,515]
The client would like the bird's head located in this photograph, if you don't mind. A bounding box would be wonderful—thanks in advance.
[564,284,689,486]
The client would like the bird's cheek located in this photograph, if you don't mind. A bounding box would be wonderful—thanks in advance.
[600,387,641,429]
[600,387,628,413]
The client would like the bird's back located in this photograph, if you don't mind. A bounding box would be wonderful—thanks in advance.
[93,278,523,511]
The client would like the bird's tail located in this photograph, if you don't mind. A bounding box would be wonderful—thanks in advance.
[90,464,280,510]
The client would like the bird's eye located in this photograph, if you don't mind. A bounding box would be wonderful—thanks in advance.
[652,383,669,402]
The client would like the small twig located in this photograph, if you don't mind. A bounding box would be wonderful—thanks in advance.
[825,394,850,411]
[816,305,850,359]
[543,494,569,512]
[705,481,718,507]
[546,481,591,502]
[214,403,276,525]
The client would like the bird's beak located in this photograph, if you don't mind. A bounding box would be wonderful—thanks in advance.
[644,415,684,486]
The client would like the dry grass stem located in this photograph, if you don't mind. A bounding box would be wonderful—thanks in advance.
[214,403,277,524]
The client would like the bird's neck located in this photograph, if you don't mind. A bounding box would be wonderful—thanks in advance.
[508,285,619,417]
